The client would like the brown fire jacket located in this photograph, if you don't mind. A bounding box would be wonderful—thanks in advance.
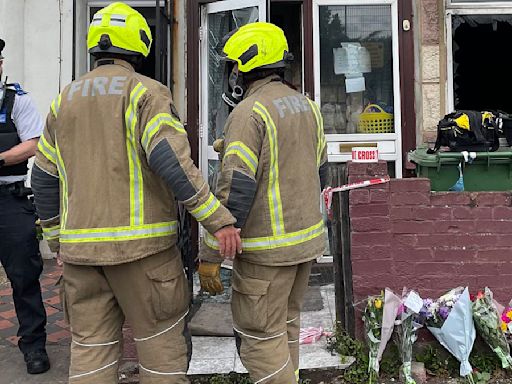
[32,59,235,265]
[201,75,328,266]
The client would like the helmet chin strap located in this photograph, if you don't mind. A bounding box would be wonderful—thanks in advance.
[222,84,245,108]
[222,66,246,108]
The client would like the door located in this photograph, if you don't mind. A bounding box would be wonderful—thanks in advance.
[85,1,170,82]
[313,0,402,177]
[199,0,267,188]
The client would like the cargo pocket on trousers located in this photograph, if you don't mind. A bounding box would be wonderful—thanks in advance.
[146,256,189,321]
[231,269,271,333]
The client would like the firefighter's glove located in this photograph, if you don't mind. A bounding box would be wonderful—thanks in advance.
[198,262,223,295]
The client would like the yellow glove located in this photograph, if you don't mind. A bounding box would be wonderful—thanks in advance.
[198,262,223,295]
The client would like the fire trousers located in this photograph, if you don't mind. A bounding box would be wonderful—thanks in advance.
[61,247,191,384]
[231,258,313,384]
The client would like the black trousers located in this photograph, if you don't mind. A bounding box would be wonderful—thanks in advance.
[0,189,47,354]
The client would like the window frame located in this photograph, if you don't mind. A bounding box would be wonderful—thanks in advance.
[445,6,512,113]
[312,0,402,175]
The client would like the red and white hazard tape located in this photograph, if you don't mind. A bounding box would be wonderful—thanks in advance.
[322,176,390,217]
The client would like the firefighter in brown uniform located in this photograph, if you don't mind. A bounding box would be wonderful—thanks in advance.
[198,22,328,384]
[30,3,240,383]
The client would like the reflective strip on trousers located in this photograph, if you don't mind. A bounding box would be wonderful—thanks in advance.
[141,113,186,152]
[139,364,186,376]
[254,355,292,384]
[205,220,325,251]
[69,360,118,380]
[224,141,259,175]
[190,193,221,222]
[306,98,326,166]
[253,102,284,235]
[60,221,177,243]
[38,134,57,165]
[134,309,189,342]
[125,82,147,226]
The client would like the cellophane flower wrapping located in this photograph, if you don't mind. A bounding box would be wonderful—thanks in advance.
[362,288,400,384]
[393,289,424,384]
[501,301,512,347]
[363,293,384,384]
[472,288,512,369]
[424,287,476,383]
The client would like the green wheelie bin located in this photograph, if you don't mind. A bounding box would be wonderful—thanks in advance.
[408,145,512,191]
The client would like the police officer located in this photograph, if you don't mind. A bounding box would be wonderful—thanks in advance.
[31,3,240,383]
[199,22,328,384]
[0,38,50,374]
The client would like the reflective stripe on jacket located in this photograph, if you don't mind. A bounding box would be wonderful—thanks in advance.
[202,75,327,266]
[33,59,235,265]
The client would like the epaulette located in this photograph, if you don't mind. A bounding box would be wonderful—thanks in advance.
[6,83,27,96]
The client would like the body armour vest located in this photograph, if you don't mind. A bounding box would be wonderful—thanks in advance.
[0,88,28,176]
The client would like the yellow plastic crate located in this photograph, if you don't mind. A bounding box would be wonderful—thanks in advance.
[357,104,394,134]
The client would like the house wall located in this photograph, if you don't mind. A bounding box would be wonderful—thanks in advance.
[417,0,444,144]
[347,161,512,312]
[0,0,73,119]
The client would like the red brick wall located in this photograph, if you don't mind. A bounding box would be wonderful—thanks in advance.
[348,161,512,307]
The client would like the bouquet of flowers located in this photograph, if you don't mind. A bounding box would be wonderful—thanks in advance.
[423,287,476,383]
[502,304,512,346]
[362,288,401,383]
[393,289,424,384]
[472,288,512,369]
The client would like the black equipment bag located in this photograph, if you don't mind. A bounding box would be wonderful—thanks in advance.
[428,110,500,153]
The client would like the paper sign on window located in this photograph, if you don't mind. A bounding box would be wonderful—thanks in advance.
[333,43,371,75]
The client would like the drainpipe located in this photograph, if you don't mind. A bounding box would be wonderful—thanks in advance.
[155,0,161,83]
[72,0,76,80]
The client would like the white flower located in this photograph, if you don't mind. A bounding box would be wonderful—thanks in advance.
[440,293,454,302]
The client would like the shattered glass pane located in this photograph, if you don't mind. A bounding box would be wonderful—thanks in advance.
[207,7,259,146]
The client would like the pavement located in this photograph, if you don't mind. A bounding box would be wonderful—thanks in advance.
[0,259,350,383]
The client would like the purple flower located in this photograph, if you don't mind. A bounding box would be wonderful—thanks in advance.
[439,306,450,320]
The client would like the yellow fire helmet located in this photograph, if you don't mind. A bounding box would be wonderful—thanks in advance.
[222,22,289,73]
[87,2,152,57]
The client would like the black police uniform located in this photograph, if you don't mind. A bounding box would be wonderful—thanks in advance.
[0,43,48,368]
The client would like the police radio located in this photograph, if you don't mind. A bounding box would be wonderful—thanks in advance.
[0,76,7,110]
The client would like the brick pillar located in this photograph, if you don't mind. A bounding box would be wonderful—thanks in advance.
[347,161,392,304]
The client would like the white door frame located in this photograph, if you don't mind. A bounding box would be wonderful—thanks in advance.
[199,0,267,180]
[312,0,402,176]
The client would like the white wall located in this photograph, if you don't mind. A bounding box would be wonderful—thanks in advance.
[0,1,24,84]
[0,0,73,118]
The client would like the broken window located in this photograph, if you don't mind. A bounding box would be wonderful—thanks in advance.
[451,14,512,113]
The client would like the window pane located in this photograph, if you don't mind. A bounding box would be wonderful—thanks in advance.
[208,159,221,189]
[207,7,259,146]
[319,5,395,135]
